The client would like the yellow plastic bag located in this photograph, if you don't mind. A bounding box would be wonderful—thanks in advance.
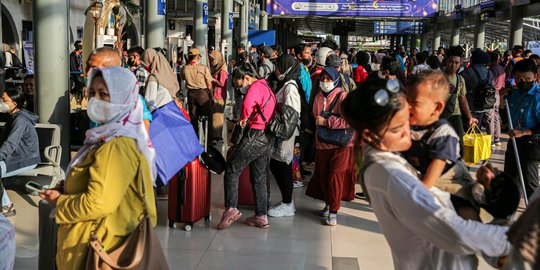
[462,125,492,166]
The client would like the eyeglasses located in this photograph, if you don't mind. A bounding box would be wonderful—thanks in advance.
[374,78,400,106]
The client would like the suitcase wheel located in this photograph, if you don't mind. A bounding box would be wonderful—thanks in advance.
[168,220,177,229]
[204,214,212,222]
[185,223,193,232]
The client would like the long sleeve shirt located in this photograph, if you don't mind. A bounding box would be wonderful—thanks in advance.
[241,79,276,130]
[507,82,540,134]
[362,145,511,270]
[312,88,354,150]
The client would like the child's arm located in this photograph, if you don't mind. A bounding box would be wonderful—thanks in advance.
[422,159,447,189]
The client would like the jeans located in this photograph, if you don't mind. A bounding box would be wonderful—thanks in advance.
[504,138,540,198]
[224,129,273,215]
[1,162,38,206]
[485,93,501,144]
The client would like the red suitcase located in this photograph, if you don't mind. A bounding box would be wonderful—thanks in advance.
[167,159,211,231]
[168,116,212,231]
[227,147,254,206]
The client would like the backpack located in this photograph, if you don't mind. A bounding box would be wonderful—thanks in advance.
[471,67,497,110]
[339,73,357,92]
[257,81,299,140]
[259,63,272,79]
[441,74,461,119]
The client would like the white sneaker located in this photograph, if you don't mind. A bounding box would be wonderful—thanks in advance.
[326,213,337,226]
[293,181,304,189]
[268,202,296,217]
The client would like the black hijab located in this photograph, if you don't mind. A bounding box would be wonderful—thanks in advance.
[276,54,302,90]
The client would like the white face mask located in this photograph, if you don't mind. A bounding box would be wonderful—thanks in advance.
[320,81,335,93]
[238,80,250,94]
[0,102,10,113]
[87,98,131,124]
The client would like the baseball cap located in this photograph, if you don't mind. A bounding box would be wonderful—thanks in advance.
[325,54,342,68]
[188,48,201,56]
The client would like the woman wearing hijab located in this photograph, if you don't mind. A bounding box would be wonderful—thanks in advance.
[40,67,158,269]
[306,67,356,226]
[209,50,228,142]
[267,55,302,217]
[141,48,179,108]
[354,51,372,86]
[217,63,276,230]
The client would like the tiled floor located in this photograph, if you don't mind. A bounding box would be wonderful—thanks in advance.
[9,139,515,269]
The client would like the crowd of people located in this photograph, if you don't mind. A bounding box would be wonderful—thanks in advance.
[1,36,540,269]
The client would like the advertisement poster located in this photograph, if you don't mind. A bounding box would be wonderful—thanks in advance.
[23,41,34,74]
[266,0,439,18]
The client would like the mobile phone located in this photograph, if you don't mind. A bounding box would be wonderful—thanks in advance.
[25,181,43,195]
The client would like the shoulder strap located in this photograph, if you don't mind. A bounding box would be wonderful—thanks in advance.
[145,74,160,89]
[325,91,346,114]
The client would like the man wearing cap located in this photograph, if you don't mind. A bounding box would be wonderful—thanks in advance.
[181,48,215,139]
[460,49,495,128]
[257,46,275,79]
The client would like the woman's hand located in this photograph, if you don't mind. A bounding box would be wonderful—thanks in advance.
[509,129,531,138]
[39,189,61,207]
[239,119,247,127]
[316,116,326,126]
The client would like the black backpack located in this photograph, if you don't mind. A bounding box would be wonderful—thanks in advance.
[471,67,497,110]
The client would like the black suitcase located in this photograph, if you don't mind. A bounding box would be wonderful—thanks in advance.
[38,200,57,270]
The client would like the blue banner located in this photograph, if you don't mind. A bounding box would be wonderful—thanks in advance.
[266,0,438,18]
[480,0,494,9]
[374,21,424,35]
[229,12,234,30]
[249,8,257,29]
[157,0,166,15]
[202,3,208,24]
[248,30,276,47]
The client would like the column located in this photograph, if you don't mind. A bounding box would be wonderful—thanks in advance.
[474,15,485,50]
[402,35,409,50]
[450,22,460,46]
[260,11,268,30]
[433,26,441,51]
[221,0,233,61]
[410,34,418,51]
[194,0,208,64]
[509,5,523,48]
[420,33,428,51]
[340,34,348,52]
[240,0,249,46]
[390,35,395,50]
[34,0,70,166]
[145,0,166,48]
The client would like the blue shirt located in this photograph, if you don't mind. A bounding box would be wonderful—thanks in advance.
[507,83,540,132]
[298,64,312,103]
[140,95,153,122]
[396,55,406,72]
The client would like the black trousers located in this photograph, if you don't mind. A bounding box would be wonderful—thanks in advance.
[504,137,540,198]
[269,159,293,204]
[188,88,213,140]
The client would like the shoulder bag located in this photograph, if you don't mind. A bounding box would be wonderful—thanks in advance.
[266,81,300,140]
[230,96,271,145]
[85,168,169,270]
[316,91,355,147]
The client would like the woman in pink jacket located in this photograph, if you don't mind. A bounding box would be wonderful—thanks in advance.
[306,67,356,226]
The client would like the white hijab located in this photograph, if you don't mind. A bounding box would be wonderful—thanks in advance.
[67,66,157,184]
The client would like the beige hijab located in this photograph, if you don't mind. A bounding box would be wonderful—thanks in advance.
[142,49,180,97]
[209,50,228,76]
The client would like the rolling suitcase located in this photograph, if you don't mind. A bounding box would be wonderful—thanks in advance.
[38,200,58,270]
[168,117,212,231]
[226,147,254,206]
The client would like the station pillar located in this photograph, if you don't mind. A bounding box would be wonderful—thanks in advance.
[433,25,441,51]
[240,0,249,46]
[509,5,524,48]
[450,22,460,46]
[260,11,268,31]
[221,0,234,61]
[420,33,428,51]
[34,0,70,166]
[145,0,166,48]
[194,0,208,64]
[474,15,485,50]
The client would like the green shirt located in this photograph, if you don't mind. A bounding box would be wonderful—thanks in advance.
[448,74,467,116]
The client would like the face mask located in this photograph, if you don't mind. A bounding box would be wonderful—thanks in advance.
[0,102,9,113]
[320,81,335,93]
[87,98,130,124]
[517,81,535,92]
[127,59,136,67]
[277,67,292,81]
[301,57,312,66]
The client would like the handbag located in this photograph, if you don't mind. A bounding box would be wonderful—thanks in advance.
[317,91,355,147]
[266,81,300,140]
[230,96,272,145]
[85,171,169,270]
[462,124,492,166]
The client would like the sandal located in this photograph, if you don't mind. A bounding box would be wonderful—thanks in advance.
[217,208,242,230]
[244,215,270,229]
